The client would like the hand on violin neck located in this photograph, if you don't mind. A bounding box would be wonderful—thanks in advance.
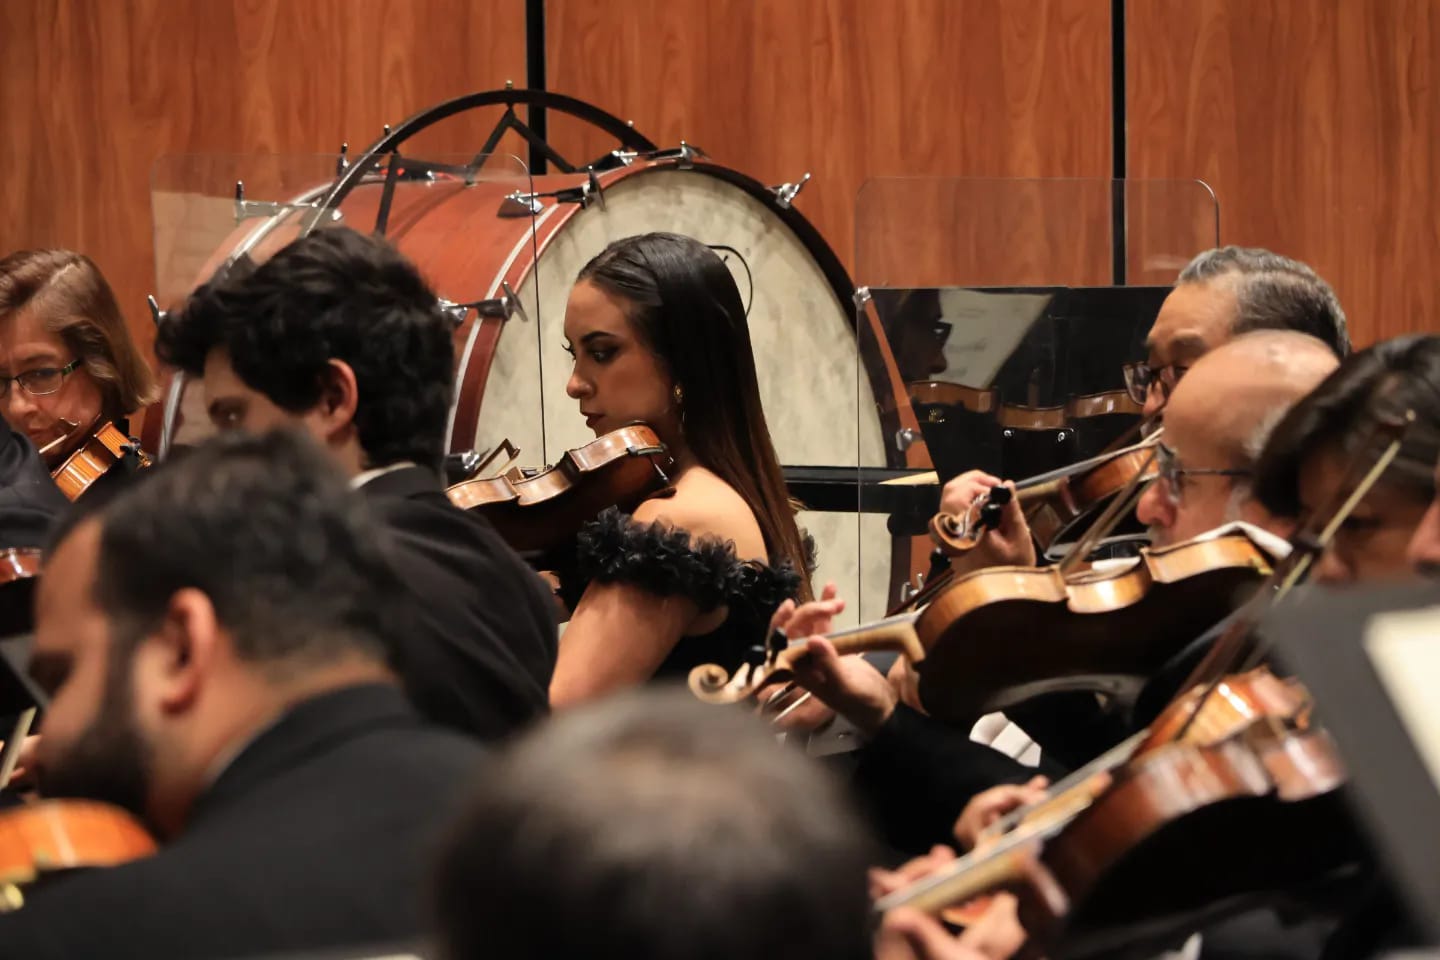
[876,901,1026,960]
[938,472,1037,571]
[766,585,898,736]
[869,844,958,901]
[872,847,1028,960]
[953,777,1050,853]
[788,636,898,736]
[0,734,41,792]
[767,585,846,643]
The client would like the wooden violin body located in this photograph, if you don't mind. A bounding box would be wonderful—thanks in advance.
[911,533,1273,724]
[446,424,674,554]
[0,801,156,909]
[45,419,152,502]
[689,532,1272,718]
[879,670,1355,955]
[1036,723,1352,953]
[1021,445,1158,552]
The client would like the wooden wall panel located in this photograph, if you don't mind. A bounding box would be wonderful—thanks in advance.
[1128,0,1440,346]
[0,0,527,371]
[546,0,1114,286]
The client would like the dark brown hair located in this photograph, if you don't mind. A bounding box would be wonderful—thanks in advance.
[578,233,812,598]
[1254,334,1440,518]
[0,250,158,419]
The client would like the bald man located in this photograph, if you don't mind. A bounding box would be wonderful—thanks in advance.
[1136,330,1341,547]
[773,332,1341,854]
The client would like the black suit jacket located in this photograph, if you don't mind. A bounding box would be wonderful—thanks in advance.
[852,613,1233,856]
[0,421,67,549]
[359,465,557,740]
[0,684,483,960]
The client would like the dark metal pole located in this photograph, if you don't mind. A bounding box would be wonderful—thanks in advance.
[1110,0,1127,285]
[525,0,548,175]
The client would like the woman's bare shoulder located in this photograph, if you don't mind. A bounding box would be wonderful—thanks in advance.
[631,468,766,561]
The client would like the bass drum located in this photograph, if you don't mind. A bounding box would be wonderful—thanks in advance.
[161,154,894,623]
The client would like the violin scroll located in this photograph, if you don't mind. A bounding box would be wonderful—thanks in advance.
[930,485,1013,556]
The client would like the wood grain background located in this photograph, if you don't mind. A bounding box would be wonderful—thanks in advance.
[0,0,528,364]
[546,0,1116,287]
[1128,0,1440,345]
[1,0,1435,372]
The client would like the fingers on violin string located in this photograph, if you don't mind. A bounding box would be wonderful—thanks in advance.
[768,598,797,632]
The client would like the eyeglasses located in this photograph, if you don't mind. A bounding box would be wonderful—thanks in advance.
[1155,441,1252,505]
[1122,361,1190,406]
[0,359,81,399]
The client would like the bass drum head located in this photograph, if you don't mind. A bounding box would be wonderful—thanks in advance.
[469,165,891,623]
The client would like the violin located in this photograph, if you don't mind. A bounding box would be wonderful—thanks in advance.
[40,417,152,502]
[691,529,1274,724]
[0,801,157,909]
[874,705,1352,954]
[928,435,1161,558]
[446,424,674,554]
[873,413,1417,947]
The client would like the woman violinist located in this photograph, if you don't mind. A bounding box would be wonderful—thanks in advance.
[0,250,158,498]
[549,232,813,707]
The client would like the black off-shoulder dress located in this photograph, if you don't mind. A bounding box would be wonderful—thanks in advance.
[556,507,812,681]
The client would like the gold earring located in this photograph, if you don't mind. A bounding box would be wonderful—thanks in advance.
[673,385,684,406]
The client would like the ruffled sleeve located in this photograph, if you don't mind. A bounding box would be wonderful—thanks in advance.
[558,507,812,621]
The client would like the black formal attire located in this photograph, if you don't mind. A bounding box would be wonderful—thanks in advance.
[0,421,67,549]
[358,465,557,740]
[556,507,810,681]
[849,612,1236,856]
[0,684,483,960]
[850,704,1066,856]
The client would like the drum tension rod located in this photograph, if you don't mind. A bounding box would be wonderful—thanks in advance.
[771,172,812,209]
[437,281,528,329]
[497,169,606,218]
[233,181,343,226]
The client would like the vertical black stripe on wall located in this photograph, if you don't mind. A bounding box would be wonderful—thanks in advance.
[1111,0,1127,285]
[525,0,548,174]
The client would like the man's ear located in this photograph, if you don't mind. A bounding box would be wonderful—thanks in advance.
[150,588,221,715]
[313,359,360,444]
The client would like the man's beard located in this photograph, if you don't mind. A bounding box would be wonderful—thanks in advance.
[39,655,153,823]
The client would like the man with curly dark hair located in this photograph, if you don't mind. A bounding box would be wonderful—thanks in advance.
[155,227,556,740]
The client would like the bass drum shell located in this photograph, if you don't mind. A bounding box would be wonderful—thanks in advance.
[458,162,890,624]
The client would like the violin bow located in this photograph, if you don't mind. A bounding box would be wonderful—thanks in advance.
[1054,441,1160,578]
[0,708,36,790]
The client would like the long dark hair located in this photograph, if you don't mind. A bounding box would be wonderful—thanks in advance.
[1254,334,1440,517]
[578,233,812,598]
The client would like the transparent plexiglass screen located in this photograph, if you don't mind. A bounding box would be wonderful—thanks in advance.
[150,152,538,463]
